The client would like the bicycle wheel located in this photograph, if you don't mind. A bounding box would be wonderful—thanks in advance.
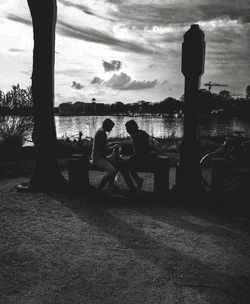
[200,153,236,189]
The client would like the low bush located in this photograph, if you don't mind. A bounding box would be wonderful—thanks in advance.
[0,116,33,160]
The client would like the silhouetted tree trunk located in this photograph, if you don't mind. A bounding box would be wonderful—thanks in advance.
[28,0,66,190]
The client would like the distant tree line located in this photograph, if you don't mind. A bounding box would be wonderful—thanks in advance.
[105,98,183,116]
[101,86,250,117]
[197,86,250,118]
[1,84,250,118]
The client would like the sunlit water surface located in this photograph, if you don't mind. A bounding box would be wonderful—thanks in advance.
[55,115,250,140]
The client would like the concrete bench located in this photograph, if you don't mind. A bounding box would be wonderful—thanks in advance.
[68,155,169,197]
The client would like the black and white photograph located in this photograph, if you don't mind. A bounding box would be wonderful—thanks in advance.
[0,0,250,303]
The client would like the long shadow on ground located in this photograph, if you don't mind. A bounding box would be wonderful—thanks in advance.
[50,190,250,303]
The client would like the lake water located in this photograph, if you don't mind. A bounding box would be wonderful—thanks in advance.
[55,115,250,140]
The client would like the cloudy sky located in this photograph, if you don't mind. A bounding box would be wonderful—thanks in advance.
[0,0,249,105]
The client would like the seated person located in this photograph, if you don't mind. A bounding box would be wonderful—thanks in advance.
[91,118,119,191]
[122,120,156,190]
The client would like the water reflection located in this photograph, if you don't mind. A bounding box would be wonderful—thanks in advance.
[55,115,250,139]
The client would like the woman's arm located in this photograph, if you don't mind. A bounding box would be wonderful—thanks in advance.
[107,142,120,150]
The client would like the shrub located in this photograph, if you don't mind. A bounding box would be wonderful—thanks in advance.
[0,116,33,152]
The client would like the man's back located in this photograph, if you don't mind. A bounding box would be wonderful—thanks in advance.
[131,130,151,158]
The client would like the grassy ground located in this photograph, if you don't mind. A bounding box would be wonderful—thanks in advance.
[0,172,250,304]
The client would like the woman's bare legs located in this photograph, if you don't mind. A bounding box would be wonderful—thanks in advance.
[95,159,117,190]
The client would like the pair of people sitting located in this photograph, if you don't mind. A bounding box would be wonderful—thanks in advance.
[91,118,156,193]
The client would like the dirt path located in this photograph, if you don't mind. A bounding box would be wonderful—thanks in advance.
[0,177,250,304]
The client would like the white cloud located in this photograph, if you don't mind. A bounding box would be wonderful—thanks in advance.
[106,72,158,90]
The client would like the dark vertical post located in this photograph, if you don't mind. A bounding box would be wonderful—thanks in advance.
[176,24,205,196]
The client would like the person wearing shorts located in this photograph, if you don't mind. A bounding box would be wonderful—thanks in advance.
[91,118,119,191]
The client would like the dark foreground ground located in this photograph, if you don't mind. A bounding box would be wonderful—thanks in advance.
[0,171,250,304]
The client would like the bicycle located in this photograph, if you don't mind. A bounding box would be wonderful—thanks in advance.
[200,131,250,188]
